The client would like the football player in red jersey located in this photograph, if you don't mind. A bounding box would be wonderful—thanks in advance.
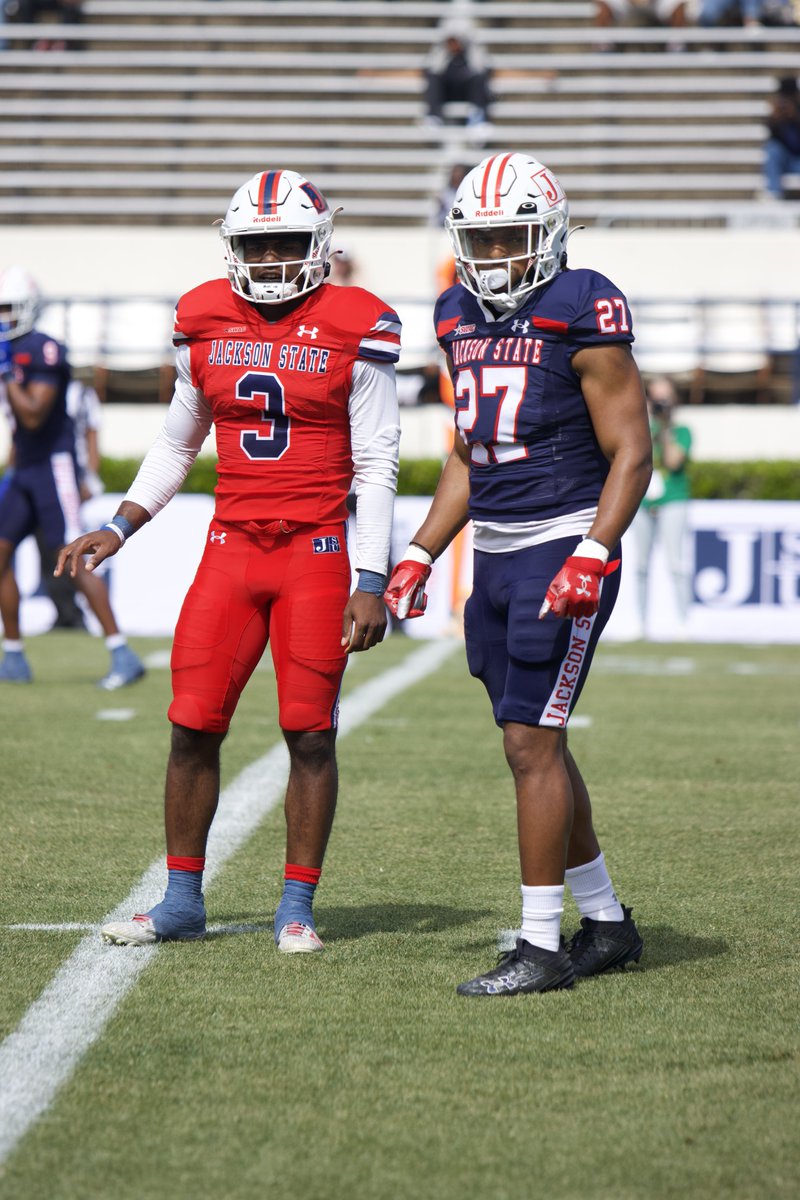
[385,153,652,996]
[57,170,402,953]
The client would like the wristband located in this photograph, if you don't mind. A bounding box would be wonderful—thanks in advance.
[356,569,388,595]
[103,515,135,543]
[405,542,434,566]
[574,537,609,564]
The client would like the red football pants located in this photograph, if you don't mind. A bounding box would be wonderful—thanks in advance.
[169,520,351,733]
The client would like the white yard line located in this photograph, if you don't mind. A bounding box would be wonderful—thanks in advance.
[0,637,460,1166]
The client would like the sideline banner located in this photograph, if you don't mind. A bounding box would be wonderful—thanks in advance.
[15,496,800,644]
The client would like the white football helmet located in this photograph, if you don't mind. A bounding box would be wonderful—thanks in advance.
[219,170,337,305]
[445,153,569,311]
[0,265,41,338]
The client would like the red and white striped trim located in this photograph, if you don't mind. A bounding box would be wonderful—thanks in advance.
[479,153,514,210]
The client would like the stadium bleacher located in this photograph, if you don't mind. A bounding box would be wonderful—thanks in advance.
[1,0,800,224]
[1,0,799,404]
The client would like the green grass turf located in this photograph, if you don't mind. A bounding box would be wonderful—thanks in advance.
[0,633,798,1199]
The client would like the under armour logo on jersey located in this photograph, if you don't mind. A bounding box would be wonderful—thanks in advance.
[312,535,341,554]
[297,325,318,339]
[510,319,530,334]
[209,530,227,545]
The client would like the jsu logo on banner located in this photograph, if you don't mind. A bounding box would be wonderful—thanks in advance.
[694,527,800,607]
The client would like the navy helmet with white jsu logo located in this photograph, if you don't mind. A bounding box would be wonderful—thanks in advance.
[219,170,338,305]
[445,152,569,311]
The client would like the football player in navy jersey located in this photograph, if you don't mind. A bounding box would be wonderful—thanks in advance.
[0,266,144,688]
[386,153,653,996]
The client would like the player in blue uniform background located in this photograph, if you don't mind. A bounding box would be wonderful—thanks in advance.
[385,153,653,996]
[0,266,144,688]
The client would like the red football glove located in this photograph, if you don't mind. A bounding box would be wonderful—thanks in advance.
[539,555,621,620]
[384,559,432,619]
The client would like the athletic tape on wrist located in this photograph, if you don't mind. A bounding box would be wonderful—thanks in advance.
[356,569,388,595]
[405,542,434,567]
[574,537,609,564]
[104,515,135,543]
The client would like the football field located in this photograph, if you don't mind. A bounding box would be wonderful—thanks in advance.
[0,631,798,1199]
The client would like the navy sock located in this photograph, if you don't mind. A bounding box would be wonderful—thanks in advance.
[274,879,317,939]
[162,867,204,908]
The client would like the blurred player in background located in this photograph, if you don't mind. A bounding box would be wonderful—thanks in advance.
[632,375,693,637]
[40,377,106,630]
[57,169,401,954]
[386,153,652,997]
[0,265,144,688]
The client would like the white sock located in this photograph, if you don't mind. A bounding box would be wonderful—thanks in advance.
[565,852,624,922]
[105,634,127,651]
[3,639,24,654]
[520,884,564,952]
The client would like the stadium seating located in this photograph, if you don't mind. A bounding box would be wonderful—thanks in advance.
[2,0,798,402]
[1,0,799,226]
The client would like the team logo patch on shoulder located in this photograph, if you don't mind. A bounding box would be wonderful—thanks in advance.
[312,535,341,554]
[224,326,247,334]
[454,323,476,336]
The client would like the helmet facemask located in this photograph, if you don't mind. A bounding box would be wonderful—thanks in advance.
[448,207,567,312]
[224,223,333,305]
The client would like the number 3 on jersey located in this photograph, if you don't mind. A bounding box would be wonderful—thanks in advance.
[238,372,290,460]
[454,366,528,464]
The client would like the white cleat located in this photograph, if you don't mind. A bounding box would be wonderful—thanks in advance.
[277,921,324,954]
[101,915,157,945]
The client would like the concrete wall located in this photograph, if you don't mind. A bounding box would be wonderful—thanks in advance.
[2,224,800,303]
[1,225,798,463]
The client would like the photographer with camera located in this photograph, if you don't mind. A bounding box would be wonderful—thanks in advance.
[631,377,693,638]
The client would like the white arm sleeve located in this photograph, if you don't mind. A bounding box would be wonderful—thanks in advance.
[125,344,213,518]
[348,358,401,575]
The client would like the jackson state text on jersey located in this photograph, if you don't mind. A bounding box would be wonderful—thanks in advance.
[173,279,400,525]
[434,269,635,523]
[3,330,73,467]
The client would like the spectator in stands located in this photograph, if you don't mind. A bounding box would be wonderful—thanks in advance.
[763,76,800,198]
[422,19,492,134]
[698,0,796,28]
[594,1,693,36]
[631,377,693,637]
[328,245,361,287]
[3,0,84,51]
[433,162,470,227]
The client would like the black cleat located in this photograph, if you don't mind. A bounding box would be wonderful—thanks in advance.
[564,905,643,978]
[457,938,575,997]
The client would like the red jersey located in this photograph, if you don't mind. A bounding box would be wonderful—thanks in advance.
[173,279,401,525]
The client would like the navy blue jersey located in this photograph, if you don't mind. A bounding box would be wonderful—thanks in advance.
[434,268,635,524]
[4,330,73,466]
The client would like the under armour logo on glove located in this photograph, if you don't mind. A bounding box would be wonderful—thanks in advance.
[539,555,620,620]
